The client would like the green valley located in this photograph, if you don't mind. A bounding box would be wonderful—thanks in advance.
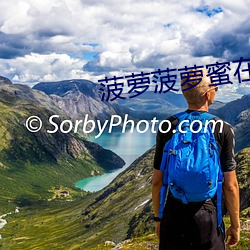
[0,147,249,249]
[0,83,124,214]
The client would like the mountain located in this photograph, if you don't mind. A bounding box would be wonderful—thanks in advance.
[0,76,248,249]
[213,94,250,126]
[0,80,125,212]
[118,91,225,119]
[33,79,227,123]
[209,100,225,110]
[117,91,186,117]
[0,75,12,85]
[33,80,184,122]
[33,79,126,122]
[210,94,250,152]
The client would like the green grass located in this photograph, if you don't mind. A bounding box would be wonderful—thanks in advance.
[0,198,90,250]
[0,156,101,213]
[0,94,106,214]
[224,217,250,250]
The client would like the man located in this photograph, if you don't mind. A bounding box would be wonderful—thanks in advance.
[152,69,240,249]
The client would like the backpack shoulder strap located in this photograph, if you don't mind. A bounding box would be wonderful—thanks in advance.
[174,111,217,121]
[201,112,223,230]
[173,111,189,121]
[201,112,217,120]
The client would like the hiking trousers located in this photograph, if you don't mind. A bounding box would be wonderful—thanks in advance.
[159,196,225,250]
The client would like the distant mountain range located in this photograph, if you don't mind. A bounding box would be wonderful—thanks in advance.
[33,79,177,121]
[212,94,250,126]
[33,78,249,152]
[32,79,227,122]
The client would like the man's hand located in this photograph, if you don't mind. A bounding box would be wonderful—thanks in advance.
[223,171,240,248]
[155,221,161,239]
[225,225,240,248]
[152,169,163,240]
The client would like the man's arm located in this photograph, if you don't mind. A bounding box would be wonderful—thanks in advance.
[223,170,240,248]
[152,169,163,239]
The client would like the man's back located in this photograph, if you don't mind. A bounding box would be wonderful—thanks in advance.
[152,69,240,250]
[154,110,234,249]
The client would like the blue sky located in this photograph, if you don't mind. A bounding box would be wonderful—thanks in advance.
[0,0,250,102]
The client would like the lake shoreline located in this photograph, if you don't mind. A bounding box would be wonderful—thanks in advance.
[75,130,155,192]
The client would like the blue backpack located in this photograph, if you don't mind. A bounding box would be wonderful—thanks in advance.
[158,111,223,228]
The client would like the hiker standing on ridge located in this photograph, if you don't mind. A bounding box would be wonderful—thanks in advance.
[152,69,240,250]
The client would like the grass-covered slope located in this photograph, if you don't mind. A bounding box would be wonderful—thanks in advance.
[1,147,249,249]
[0,83,124,213]
[0,148,155,249]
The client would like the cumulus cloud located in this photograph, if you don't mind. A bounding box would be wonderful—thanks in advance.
[0,53,90,86]
[0,0,249,100]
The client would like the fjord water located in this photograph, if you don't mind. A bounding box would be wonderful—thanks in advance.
[75,129,156,192]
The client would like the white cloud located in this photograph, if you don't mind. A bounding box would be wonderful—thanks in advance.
[0,0,250,100]
[0,53,88,86]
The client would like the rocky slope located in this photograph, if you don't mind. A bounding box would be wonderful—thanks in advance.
[33,79,230,123]
[33,80,185,122]
[213,94,250,126]
[210,94,250,152]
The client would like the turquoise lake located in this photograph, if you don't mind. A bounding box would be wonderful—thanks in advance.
[75,129,156,192]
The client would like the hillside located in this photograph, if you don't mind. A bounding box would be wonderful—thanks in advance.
[0,82,124,212]
[1,147,249,249]
[33,79,231,123]
[0,147,155,249]
[0,76,12,85]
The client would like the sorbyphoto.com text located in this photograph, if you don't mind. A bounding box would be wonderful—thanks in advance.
[25,114,224,138]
